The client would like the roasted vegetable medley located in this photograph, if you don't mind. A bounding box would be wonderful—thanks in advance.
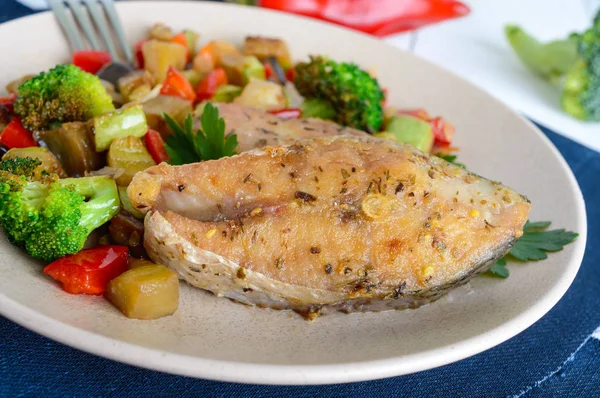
[0,23,457,320]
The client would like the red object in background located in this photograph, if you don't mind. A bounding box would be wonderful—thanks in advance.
[259,0,470,36]
[0,93,17,113]
[0,117,38,148]
[43,246,129,295]
[264,63,275,80]
[145,129,170,164]
[398,108,455,146]
[268,108,302,119]
[160,66,196,102]
[73,51,112,74]
[285,67,295,82]
[135,39,148,68]
[195,68,228,101]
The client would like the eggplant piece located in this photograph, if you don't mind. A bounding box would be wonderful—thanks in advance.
[108,210,146,258]
[34,122,105,177]
[0,105,12,133]
[96,63,135,89]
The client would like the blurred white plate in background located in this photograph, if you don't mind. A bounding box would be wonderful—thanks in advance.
[387,0,600,151]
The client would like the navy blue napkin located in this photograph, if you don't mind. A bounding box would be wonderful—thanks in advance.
[1,2,599,397]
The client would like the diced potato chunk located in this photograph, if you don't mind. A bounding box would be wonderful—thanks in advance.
[233,79,287,111]
[5,74,34,95]
[118,70,155,103]
[106,264,179,320]
[107,136,156,186]
[244,36,292,69]
[142,95,193,136]
[142,39,187,82]
[149,23,173,41]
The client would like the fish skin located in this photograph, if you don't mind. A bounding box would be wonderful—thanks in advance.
[195,103,367,152]
[130,135,530,318]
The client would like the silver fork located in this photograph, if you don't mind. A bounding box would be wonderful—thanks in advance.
[48,0,134,77]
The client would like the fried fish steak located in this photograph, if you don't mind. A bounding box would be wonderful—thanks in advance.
[196,103,368,152]
[129,135,530,318]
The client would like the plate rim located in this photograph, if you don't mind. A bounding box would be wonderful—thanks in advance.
[0,1,588,385]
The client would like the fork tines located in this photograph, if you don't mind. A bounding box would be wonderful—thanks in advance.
[48,0,133,65]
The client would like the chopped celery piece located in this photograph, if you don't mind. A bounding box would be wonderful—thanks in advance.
[92,104,148,152]
[212,85,243,103]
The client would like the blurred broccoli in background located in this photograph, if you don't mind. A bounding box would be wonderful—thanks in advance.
[13,64,115,131]
[294,56,385,132]
[505,10,600,121]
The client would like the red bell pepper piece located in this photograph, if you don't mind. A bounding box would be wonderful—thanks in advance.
[195,68,228,101]
[135,39,148,69]
[160,66,196,102]
[43,246,129,295]
[0,93,17,113]
[264,63,275,80]
[72,51,112,74]
[268,108,302,119]
[260,0,470,37]
[171,32,190,61]
[285,68,296,82]
[0,117,38,149]
[145,129,170,164]
[430,116,455,147]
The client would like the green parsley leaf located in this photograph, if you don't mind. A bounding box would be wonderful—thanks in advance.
[488,258,509,278]
[485,220,578,277]
[435,152,466,168]
[164,103,238,165]
[509,228,579,261]
[523,220,552,232]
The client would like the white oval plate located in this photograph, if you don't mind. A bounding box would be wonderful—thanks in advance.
[0,1,587,385]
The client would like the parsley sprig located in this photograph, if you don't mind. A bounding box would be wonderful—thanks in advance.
[164,103,238,165]
[435,153,465,168]
[488,221,579,278]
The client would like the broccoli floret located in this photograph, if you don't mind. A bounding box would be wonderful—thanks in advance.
[505,11,600,121]
[0,156,42,178]
[13,64,115,131]
[294,56,385,132]
[0,161,120,261]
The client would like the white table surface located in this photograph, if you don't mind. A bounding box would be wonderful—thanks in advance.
[386,0,600,151]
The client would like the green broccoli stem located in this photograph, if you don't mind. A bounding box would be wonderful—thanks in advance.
[21,181,49,210]
[59,176,120,232]
[301,98,337,120]
[505,25,579,81]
